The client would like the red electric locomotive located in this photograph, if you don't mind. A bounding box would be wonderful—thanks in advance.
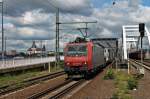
[64,38,108,78]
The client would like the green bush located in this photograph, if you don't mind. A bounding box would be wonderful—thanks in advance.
[127,77,138,90]
[111,93,119,99]
[112,71,136,99]
[104,68,114,80]
[111,92,132,99]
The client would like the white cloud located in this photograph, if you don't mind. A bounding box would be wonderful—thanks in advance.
[2,0,150,51]
[4,23,15,29]
[16,27,52,39]
[22,9,52,25]
[129,6,150,23]
[49,0,89,8]
[17,28,34,36]
[48,0,91,14]
[4,0,92,16]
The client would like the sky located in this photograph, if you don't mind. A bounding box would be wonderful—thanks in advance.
[0,0,150,51]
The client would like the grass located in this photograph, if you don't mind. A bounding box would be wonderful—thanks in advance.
[0,64,64,88]
[111,71,138,99]
[0,70,48,87]
[103,68,140,99]
[48,61,64,72]
[103,68,115,80]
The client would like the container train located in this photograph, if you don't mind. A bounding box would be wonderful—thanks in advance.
[64,38,113,78]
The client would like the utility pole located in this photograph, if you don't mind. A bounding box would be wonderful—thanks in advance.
[47,0,60,68]
[0,0,4,61]
[55,8,60,68]
[4,36,6,55]
[141,37,143,63]
[127,45,130,74]
[48,0,97,68]
[85,23,88,37]
[40,40,43,57]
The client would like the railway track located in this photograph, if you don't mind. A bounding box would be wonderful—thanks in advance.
[143,61,150,67]
[0,71,65,96]
[144,60,150,63]
[130,59,150,71]
[27,79,85,99]
[27,63,113,99]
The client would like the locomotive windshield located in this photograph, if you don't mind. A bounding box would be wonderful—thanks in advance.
[66,45,87,56]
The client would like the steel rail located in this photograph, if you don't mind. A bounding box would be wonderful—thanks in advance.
[0,71,65,95]
[130,59,150,71]
[49,80,85,99]
[27,80,73,99]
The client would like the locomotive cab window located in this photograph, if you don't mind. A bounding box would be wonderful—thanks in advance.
[66,44,87,56]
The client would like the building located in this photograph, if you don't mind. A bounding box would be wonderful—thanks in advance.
[6,50,17,56]
[27,41,46,55]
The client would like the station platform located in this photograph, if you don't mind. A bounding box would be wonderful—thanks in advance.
[0,56,64,74]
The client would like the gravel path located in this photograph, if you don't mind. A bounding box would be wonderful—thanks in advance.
[131,69,150,99]
[69,68,115,99]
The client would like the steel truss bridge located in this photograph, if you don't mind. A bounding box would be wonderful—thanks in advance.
[122,25,150,60]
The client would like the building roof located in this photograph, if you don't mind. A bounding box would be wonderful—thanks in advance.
[31,41,37,48]
[27,48,42,51]
[27,41,46,52]
[42,45,46,51]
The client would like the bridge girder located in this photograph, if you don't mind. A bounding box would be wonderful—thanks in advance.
[122,25,150,60]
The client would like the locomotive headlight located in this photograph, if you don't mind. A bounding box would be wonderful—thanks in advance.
[84,62,87,65]
[67,62,70,65]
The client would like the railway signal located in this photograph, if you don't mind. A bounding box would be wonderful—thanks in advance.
[139,23,145,37]
[139,23,145,73]
[139,23,145,60]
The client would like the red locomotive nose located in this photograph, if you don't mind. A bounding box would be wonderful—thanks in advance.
[65,56,87,66]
